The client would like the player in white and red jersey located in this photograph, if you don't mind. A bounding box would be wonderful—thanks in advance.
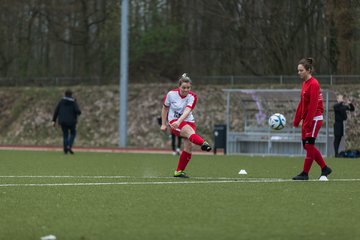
[160,73,211,178]
[292,58,332,180]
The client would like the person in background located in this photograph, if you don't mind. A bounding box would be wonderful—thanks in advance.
[171,133,182,155]
[333,94,355,157]
[160,73,212,178]
[52,89,81,154]
[292,58,332,180]
[157,116,182,155]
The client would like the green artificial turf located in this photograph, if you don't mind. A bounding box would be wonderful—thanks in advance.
[0,150,359,240]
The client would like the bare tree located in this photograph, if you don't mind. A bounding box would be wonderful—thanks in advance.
[0,0,359,82]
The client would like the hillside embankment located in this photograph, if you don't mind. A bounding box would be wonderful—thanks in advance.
[0,84,359,150]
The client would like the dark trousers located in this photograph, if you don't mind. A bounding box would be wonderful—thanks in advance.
[333,135,342,156]
[171,134,182,151]
[333,122,344,156]
[61,124,76,152]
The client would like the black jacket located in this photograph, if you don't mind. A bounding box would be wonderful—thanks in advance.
[333,102,355,136]
[52,97,81,126]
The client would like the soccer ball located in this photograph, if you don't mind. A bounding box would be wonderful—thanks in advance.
[268,113,286,130]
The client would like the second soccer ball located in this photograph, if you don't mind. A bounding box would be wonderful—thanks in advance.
[268,113,286,130]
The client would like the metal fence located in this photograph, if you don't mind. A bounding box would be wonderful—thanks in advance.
[194,75,360,85]
[0,75,360,86]
[0,77,104,87]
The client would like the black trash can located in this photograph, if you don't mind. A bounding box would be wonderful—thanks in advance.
[213,124,227,154]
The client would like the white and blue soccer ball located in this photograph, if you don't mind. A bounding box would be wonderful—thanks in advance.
[268,113,286,130]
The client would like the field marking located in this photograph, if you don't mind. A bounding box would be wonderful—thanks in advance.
[0,175,295,180]
[0,180,240,187]
[0,176,360,187]
[0,175,133,179]
[1,175,360,181]
[0,175,289,180]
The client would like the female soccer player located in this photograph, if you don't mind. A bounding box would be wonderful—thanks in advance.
[292,58,332,180]
[160,73,212,178]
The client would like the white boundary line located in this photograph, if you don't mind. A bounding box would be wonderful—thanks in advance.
[0,180,238,187]
[0,175,292,180]
[0,175,132,179]
[0,175,360,187]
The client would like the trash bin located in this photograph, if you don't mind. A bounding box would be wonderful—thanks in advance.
[213,124,227,154]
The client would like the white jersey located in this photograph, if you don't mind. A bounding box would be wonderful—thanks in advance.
[163,89,197,123]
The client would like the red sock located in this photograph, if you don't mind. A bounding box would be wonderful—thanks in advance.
[176,151,192,171]
[189,134,205,146]
[313,147,326,168]
[303,144,315,173]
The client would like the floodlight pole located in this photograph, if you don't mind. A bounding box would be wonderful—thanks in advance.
[119,0,129,147]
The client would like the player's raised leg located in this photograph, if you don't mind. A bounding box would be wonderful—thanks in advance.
[180,124,212,152]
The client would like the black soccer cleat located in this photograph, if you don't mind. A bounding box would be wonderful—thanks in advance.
[67,147,74,154]
[321,166,332,177]
[292,172,309,180]
[201,141,212,152]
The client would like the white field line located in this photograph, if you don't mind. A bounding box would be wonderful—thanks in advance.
[0,176,360,187]
[0,175,133,179]
[0,175,298,181]
[0,175,290,180]
[0,180,243,187]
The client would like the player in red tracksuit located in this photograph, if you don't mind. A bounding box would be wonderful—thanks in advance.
[292,58,332,180]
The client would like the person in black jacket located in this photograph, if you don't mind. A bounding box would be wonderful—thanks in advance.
[52,90,81,154]
[333,94,355,157]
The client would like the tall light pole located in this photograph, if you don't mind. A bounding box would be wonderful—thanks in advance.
[119,0,129,147]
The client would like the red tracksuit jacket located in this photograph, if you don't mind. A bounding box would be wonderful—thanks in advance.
[293,76,324,138]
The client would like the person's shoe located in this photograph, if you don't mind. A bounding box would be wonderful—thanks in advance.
[174,170,189,178]
[321,166,332,177]
[292,172,309,180]
[201,141,212,152]
[67,147,74,154]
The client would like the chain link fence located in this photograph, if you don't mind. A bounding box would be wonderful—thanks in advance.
[0,75,360,86]
[193,75,360,85]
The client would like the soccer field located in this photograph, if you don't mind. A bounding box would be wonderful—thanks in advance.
[0,150,359,240]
